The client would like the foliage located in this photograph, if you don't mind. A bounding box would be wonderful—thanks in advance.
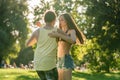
[0,0,29,64]
[70,44,87,66]
[33,0,88,31]
[15,47,34,66]
[83,0,120,72]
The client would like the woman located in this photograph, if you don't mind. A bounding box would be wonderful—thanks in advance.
[49,13,86,80]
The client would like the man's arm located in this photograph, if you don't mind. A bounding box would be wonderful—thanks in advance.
[26,30,38,47]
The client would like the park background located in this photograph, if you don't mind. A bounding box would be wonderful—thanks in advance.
[0,0,120,80]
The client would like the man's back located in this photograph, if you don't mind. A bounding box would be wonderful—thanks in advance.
[34,27,57,71]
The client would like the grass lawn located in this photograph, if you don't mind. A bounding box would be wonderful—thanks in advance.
[0,68,120,80]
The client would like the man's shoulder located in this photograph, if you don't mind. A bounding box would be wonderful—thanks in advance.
[33,28,41,35]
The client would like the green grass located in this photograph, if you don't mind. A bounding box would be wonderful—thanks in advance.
[0,69,39,80]
[0,69,120,80]
[72,71,120,80]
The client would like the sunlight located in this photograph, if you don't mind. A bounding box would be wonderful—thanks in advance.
[27,0,53,31]
[27,0,52,8]
[77,6,87,13]
[27,0,40,22]
[27,0,85,31]
[27,0,40,31]
[44,0,52,3]
[27,0,40,7]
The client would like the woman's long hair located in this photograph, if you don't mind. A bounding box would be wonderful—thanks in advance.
[59,13,86,44]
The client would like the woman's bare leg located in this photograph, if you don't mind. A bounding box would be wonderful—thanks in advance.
[58,69,64,80]
[63,69,72,80]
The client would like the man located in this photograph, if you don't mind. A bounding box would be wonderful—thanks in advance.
[26,10,58,80]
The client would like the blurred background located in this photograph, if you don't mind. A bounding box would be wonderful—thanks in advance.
[0,0,120,73]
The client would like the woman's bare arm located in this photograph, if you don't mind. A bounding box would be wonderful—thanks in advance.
[57,28,67,36]
[49,29,76,44]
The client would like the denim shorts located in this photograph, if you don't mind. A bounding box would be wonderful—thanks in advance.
[36,68,58,80]
[57,54,75,70]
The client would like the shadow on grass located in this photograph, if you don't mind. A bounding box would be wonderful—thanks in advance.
[15,70,40,80]
[15,75,39,80]
[72,71,120,80]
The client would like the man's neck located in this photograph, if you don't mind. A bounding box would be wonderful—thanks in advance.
[44,23,54,29]
[46,23,53,27]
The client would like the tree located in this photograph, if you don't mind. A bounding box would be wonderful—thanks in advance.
[15,47,34,67]
[0,0,29,64]
[83,0,120,72]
